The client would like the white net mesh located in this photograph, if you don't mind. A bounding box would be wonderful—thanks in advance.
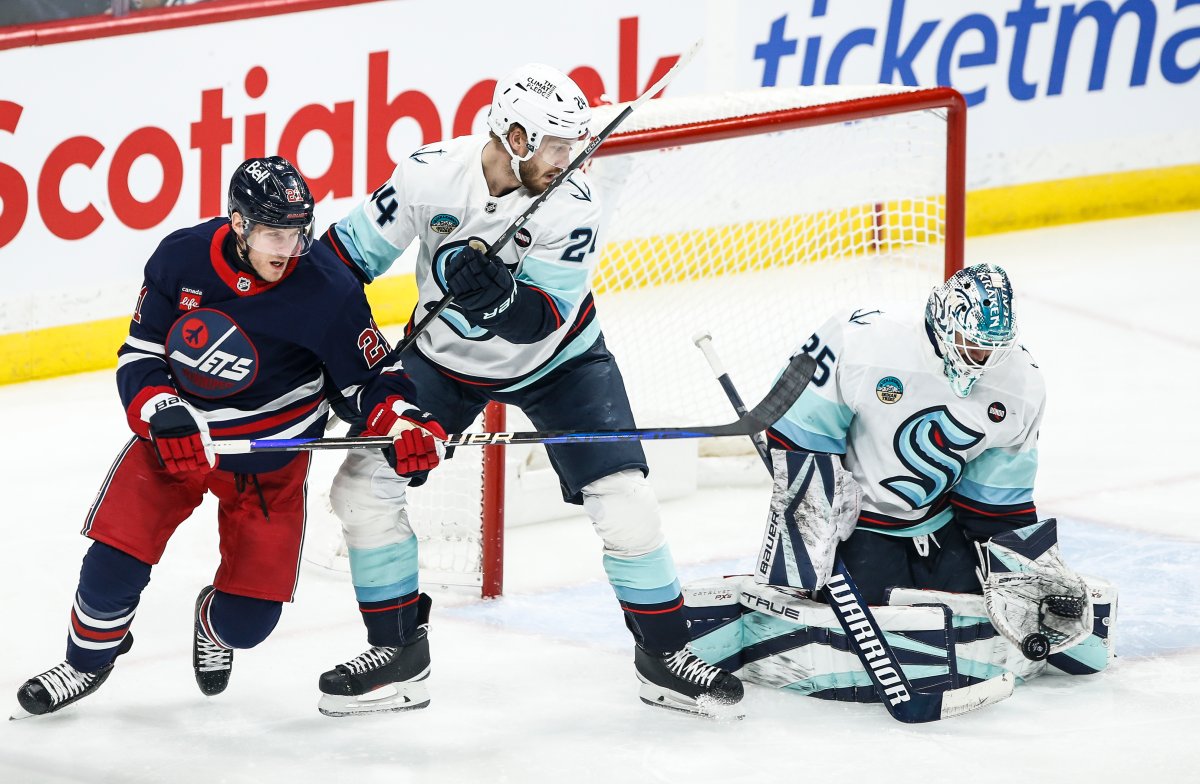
[588,86,953,443]
[402,85,959,592]
[407,410,487,587]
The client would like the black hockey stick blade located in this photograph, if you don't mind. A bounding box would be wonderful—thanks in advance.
[395,40,704,355]
[209,350,813,456]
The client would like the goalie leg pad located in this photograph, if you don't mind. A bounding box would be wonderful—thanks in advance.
[683,577,957,703]
[887,575,1117,682]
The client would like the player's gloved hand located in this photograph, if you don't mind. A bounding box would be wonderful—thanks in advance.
[444,239,516,318]
[365,396,447,477]
[148,399,216,475]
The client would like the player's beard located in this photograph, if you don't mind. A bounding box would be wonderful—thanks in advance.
[518,157,560,195]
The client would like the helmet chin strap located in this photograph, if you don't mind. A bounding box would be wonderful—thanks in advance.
[228,220,263,279]
[499,132,535,183]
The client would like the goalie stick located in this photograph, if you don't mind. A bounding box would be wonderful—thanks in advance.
[394,39,704,355]
[210,351,815,456]
[692,331,1014,723]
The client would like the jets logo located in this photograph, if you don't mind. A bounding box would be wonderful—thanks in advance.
[881,406,983,509]
[166,309,258,399]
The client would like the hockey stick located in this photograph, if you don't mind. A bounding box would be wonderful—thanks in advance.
[211,351,814,456]
[692,332,1014,723]
[394,39,704,355]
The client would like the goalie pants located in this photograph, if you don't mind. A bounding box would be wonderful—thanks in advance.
[837,520,982,605]
[335,336,690,653]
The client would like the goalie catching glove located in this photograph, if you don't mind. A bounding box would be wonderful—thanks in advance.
[977,518,1093,659]
[365,397,447,477]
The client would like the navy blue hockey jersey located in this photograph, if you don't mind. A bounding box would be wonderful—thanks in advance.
[118,218,414,474]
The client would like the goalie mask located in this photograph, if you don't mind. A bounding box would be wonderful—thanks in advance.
[227,156,315,258]
[487,63,591,179]
[925,263,1017,398]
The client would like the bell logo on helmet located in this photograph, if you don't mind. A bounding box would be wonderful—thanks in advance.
[243,160,270,184]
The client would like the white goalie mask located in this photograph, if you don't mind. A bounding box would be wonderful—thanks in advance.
[487,63,592,179]
[925,263,1018,398]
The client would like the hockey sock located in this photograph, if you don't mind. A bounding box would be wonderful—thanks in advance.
[621,596,690,655]
[604,545,689,654]
[346,536,420,646]
[359,590,422,647]
[206,590,282,649]
[66,541,151,672]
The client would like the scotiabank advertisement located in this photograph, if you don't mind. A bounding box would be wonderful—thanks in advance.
[1,0,1197,335]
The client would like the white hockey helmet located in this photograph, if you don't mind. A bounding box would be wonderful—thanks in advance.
[925,263,1018,397]
[488,63,591,177]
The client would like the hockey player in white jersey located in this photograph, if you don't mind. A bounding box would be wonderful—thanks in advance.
[762,264,1092,656]
[315,63,741,717]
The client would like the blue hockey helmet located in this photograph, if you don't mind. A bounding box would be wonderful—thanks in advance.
[925,263,1018,397]
[227,156,315,256]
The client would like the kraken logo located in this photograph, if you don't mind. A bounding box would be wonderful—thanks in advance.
[881,406,983,509]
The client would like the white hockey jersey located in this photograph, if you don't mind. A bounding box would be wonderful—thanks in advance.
[326,134,604,388]
[768,308,1045,537]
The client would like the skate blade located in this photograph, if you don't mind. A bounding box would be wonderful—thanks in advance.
[9,705,37,721]
[318,682,430,717]
[637,683,745,720]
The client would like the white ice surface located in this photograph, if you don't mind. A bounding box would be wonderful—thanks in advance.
[2,212,1199,783]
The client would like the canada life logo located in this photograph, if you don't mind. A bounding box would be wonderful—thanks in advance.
[166,309,258,398]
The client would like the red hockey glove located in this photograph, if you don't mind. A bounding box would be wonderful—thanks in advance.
[365,397,447,477]
[148,399,215,475]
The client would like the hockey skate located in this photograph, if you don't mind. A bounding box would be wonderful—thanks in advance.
[317,630,431,717]
[635,645,744,719]
[12,633,134,719]
[193,585,234,696]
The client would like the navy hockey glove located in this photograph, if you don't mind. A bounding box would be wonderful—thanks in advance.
[148,399,215,475]
[444,241,516,318]
[365,397,447,477]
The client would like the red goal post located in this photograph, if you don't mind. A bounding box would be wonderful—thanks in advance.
[410,85,966,598]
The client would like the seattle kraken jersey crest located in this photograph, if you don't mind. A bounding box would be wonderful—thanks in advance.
[881,406,984,510]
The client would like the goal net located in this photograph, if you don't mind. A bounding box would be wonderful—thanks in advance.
[344,85,965,597]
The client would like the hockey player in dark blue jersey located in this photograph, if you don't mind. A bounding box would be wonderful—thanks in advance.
[13,157,445,719]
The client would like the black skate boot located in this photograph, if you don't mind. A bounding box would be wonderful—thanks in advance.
[318,594,431,717]
[635,645,744,718]
[13,633,134,718]
[193,585,234,696]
